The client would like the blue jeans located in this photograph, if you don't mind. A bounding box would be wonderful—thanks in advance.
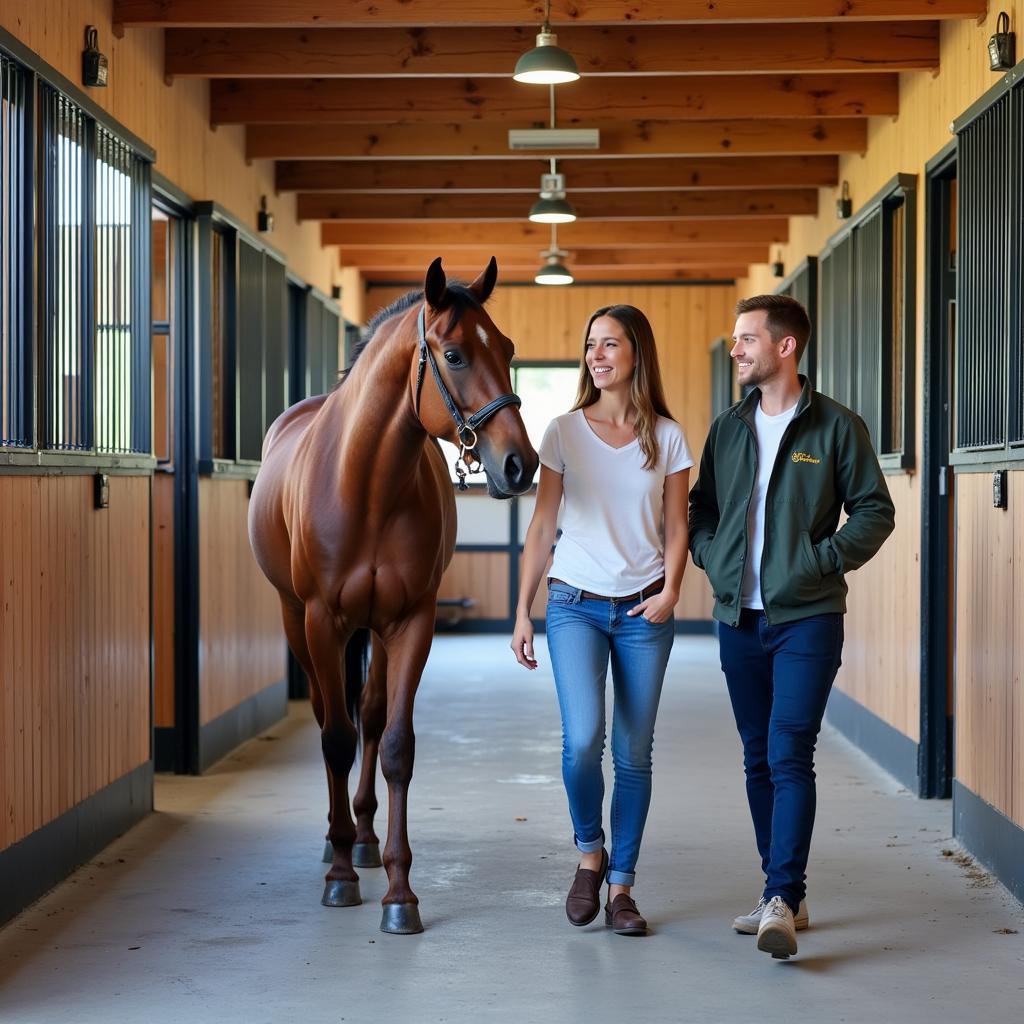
[545,582,675,886]
[718,609,844,913]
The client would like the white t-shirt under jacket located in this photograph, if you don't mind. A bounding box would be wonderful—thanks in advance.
[740,400,799,610]
[538,409,694,597]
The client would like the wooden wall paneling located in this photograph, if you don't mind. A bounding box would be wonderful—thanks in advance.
[153,474,176,728]
[198,479,286,726]
[436,552,509,620]
[0,476,151,853]
[954,473,1013,818]
[1011,474,1024,830]
[1,478,11,848]
[837,473,921,740]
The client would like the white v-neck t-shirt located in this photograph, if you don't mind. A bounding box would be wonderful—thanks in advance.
[538,409,694,596]
[740,400,799,609]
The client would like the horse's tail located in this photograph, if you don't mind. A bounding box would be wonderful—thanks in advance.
[344,628,370,735]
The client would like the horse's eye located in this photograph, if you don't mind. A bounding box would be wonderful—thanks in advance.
[444,351,464,366]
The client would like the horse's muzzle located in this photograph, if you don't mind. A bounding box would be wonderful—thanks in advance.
[479,446,537,498]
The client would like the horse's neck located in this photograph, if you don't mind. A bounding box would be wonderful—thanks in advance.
[326,323,427,490]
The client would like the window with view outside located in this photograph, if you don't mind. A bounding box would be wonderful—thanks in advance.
[437,364,579,484]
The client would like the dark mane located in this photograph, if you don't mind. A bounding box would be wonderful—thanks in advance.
[333,282,485,390]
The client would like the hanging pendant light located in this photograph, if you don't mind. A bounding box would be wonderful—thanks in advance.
[529,160,576,224]
[535,225,574,285]
[513,0,580,84]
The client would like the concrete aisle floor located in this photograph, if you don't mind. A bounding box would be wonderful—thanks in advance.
[1,636,1022,1024]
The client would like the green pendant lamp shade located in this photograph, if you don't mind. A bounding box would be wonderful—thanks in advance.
[514,30,580,85]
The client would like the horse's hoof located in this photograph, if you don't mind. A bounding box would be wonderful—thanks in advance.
[353,842,383,868]
[322,841,333,864]
[321,880,361,907]
[380,903,423,935]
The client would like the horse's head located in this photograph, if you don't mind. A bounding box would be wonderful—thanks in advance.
[415,257,538,497]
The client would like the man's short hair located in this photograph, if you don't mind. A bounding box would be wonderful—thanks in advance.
[735,294,811,364]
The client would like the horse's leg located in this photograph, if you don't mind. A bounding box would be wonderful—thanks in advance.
[352,634,387,868]
[304,599,361,908]
[378,602,435,935]
[278,597,339,865]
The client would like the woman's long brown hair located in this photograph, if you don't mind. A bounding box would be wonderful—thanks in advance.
[571,304,675,470]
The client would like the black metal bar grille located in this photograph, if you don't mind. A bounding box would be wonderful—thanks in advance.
[955,94,1011,450]
[39,84,91,451]
[263,257,287,430]
[1,52,31,448]
[710,337,732,419]
[322,307,340,391]
[854,207,883,447]
[237,237,264,461]
[95,126,149,454]
[818,250,834,399]
[1011,80,1024,446]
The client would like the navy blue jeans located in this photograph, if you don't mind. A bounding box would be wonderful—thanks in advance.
[718,609,844,913]
[545,582,675,886]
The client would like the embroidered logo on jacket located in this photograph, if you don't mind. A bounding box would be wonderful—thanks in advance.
[791,451,821,465]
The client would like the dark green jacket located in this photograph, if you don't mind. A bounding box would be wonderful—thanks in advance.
[688,377,895,626]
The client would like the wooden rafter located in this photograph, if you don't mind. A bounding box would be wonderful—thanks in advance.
[337,245,771,268]
[249,119,867,160]
[321,219,791,248]
[211,74,899,125]
[165,23,939,78]
[276,156,839,193]
[298,190,818,221]
[115,0,987,28]
[361,267,748,284]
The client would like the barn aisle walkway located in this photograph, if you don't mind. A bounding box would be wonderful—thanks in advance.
[1,635,1021,1024]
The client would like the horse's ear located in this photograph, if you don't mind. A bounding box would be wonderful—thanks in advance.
[469,256,498,304]
[424,257,448,311]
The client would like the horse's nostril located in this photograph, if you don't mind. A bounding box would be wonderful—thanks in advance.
[504,451,523,486]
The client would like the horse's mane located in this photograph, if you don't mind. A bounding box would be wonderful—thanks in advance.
[333,283,484,391]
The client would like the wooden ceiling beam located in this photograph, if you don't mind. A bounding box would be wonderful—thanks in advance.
[249,119,867,160]
[336,246,771,268]
[299,190,818,221]
[321,219,790,248]
[212,74,898,125]
[165,23,939,78]
[363,268,746,284]
[277,156,839,193]
[115,0,987,28]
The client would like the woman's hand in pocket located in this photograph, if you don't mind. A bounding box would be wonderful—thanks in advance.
[628,590,677,624]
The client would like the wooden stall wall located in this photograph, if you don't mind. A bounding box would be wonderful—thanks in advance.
[740,6,1024,781]
[0,475,151,853]
[198,479,285,727]
[954,473,1023,829]
[1,0,338,293]
[365,282,736,624]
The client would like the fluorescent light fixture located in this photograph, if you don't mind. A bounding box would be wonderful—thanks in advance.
[508,128,599,151]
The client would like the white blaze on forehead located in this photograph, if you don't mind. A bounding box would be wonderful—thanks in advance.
[476,324,490,348]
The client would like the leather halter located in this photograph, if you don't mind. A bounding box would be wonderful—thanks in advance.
[413,303,522,489]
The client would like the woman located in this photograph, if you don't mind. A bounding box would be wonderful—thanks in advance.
[511,305,692,936]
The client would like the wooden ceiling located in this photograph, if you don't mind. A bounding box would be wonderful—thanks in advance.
[114,1,984,285]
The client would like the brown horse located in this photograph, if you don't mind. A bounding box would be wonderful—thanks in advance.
[248,258,537,934]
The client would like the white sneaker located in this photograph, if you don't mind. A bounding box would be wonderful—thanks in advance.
[733,896,809,934]
[756,896,798,959]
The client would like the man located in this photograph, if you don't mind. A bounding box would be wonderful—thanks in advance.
[688,295,895,960]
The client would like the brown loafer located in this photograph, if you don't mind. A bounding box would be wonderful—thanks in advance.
[605,893,648,936]
[565,848,608,926]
